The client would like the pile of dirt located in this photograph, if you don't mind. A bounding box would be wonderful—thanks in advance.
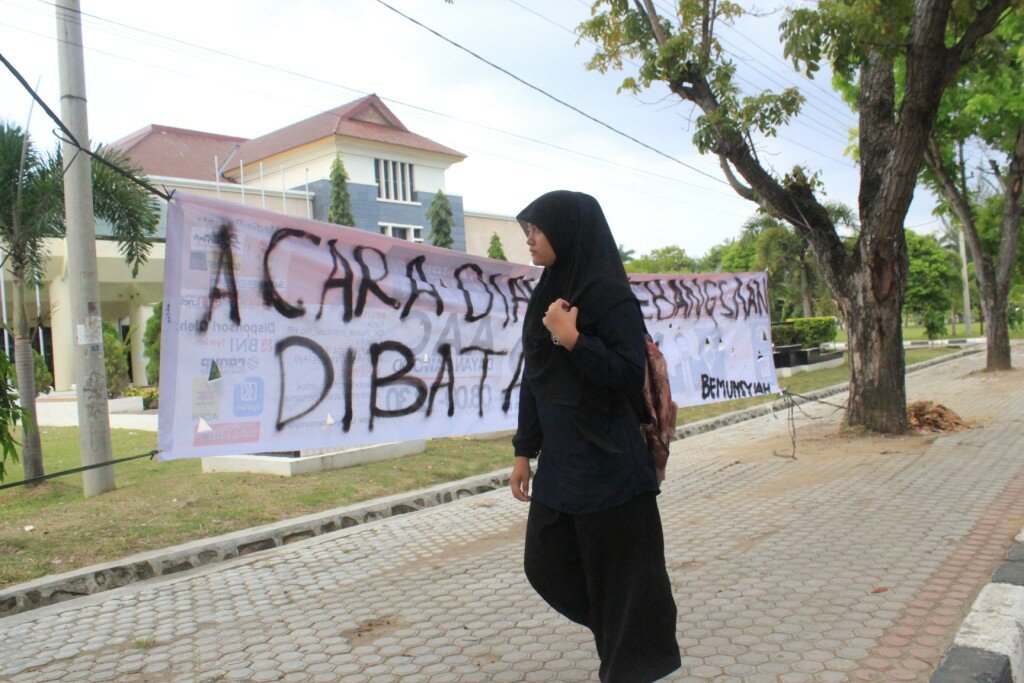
[907,401,968,433]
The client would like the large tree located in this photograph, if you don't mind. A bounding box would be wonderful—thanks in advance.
[920,10,1023,369]
[904,230,959,338]
[580,0,1016,433]
[0,121,158,484]
[625,244,698,273]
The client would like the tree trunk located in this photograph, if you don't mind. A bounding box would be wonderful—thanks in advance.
[12,275,43,485]
[950,301,957,336]
[982,289,1011,370]
[842,256,909,434]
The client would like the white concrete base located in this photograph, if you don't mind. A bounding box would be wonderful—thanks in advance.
[823,337,986,351]
[200,440,428,476]
[775,356,846,378]
[31,394,144,426]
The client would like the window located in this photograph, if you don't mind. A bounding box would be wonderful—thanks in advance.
[379,223,423,244]
[374,159,416,202]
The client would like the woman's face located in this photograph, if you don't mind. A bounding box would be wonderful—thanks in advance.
[526,223,556,268]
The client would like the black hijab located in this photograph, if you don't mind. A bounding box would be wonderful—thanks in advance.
[517,191,637,450]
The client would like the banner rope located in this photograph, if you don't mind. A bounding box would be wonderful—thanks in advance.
[769,389,848,460]
[0,450,159,491]
[0,50,174,203]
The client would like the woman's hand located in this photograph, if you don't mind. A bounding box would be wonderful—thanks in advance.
[543,298,579,350]
[510,456,532,502]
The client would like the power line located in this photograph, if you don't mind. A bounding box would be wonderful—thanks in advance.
[2,0,745,199]
[0,48,172,201]
[632,0,854,149]
[715,20,857,121]
[714,32,854,132]
[564,0,854,156]
[505,0,854,167]
[646,0,856,125]
[0,17,741,206]
[373,0,732,188]
[24,0,733,187]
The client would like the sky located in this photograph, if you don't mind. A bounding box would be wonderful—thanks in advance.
[0,0,944,259]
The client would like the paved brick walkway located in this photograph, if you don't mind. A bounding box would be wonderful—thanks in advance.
[1,349,1022,682]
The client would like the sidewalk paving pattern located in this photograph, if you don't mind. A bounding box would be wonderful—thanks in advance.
[1,351,1022,682]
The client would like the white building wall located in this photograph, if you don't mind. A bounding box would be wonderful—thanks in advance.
[245,138,454,193]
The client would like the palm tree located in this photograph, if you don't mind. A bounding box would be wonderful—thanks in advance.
[751,202,857,319]
[0,121,158,484]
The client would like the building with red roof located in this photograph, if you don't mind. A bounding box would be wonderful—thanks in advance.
[33,95,485,392]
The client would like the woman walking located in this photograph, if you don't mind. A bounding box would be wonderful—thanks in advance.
[509,190,681,682]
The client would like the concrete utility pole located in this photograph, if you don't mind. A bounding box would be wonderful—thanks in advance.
[958,228,973,335]
[56,0,115,497]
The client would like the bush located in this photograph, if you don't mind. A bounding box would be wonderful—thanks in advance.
[12,349,54,396]
[1009,306,1023,332]
[770,322,797,346]
[922,310,947,340]
[786,316,838,347]
[102,321,130,398]
[143,302,161,385]
[124,386,159,409]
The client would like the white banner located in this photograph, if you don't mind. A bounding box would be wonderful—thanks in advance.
[157,194,779,460]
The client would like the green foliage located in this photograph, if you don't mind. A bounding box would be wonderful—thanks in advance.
[786,316,839,347]
[1009,305,1024,332]
[618,243,635,263]
[143,302,162,385]
[928,11,1024,166]
[11,350,52,395]
[0,350,25,483]
[922,310,947,340]
[624,245,696,273]
[579,1,804,154]
[975,193,1024,284]
[0,122,159,283]
[780,2,914,84]
[327,155,355,227]
[102,321,130,399]
[90,145,160,277]
[904,231,958,327]
[426,190,454,249]
[770,322,797,346]
[695,243,727,272]
[124,385,159,409]
[717,234,758,273]
[487,233,507,261]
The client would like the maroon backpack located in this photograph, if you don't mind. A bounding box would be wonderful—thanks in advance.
[639,332,677,482]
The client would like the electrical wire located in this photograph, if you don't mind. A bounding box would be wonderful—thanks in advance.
[0,49,173,201]
[1,0,741,200]
[373,0,732,187]
[504,0,856,168]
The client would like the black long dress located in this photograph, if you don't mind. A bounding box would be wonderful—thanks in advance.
[514,299,682,683]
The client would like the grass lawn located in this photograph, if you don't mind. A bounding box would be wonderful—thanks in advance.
[0,346,958,588]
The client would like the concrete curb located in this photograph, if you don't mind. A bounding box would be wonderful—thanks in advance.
[675,346,983,440]
[931,533,1024,682]
[0,345,983,620]
[0,469,513,619]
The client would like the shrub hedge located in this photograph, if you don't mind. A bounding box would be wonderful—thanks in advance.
[771,316,838,348]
